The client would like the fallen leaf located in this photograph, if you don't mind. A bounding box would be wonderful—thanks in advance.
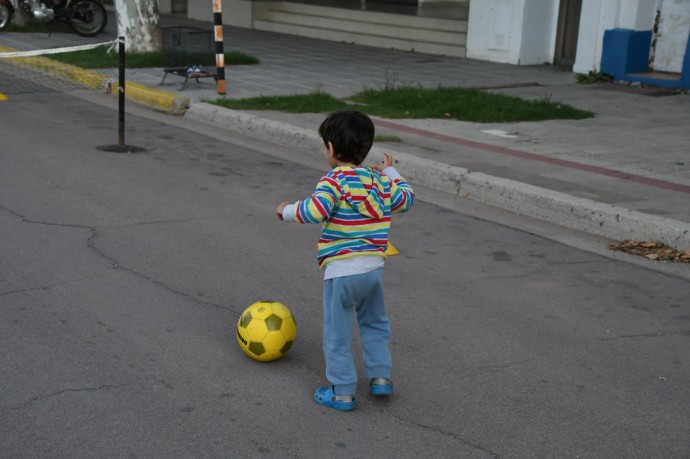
[609,239,690,263]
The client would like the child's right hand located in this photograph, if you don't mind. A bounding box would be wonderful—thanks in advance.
[382,152,394,169]
[372,152,394,172]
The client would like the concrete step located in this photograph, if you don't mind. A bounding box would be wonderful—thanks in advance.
[253,1,467,58]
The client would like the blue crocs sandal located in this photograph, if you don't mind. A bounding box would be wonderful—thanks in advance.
[370,378,393,396]
[314,386,356,411]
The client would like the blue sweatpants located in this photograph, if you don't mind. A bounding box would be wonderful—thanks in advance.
[322,268,391,396]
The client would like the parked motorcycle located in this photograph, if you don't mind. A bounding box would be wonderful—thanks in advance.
[0,0,107,37]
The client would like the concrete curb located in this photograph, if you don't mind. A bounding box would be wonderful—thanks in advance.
[460,174,690,249]
[185,102,690,251]
[185,104,320,150]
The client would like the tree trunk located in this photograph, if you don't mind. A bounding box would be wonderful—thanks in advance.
[113,0,162,52]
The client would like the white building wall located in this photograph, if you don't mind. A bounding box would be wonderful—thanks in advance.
[519,0,559,65]
[573,0,614,73]
[654,0,690,73]
[467,0,525,64]
[619,0,659,30]
[467,0,559,65]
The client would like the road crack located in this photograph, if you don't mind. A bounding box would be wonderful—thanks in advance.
[0,206,237,315]
[378,408,502,458]
[4,382,132,412]
[602,329,690,341]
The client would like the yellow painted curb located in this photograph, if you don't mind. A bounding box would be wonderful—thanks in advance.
[125,81,190,115]
[385,243,400,256]
[0,44,190,114]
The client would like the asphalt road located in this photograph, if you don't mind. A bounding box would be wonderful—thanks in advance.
[1,82,689,458]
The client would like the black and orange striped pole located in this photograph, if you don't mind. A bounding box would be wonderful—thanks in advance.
[213,0,226,95]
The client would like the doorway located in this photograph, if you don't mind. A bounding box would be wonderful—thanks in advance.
[554,0,582,67]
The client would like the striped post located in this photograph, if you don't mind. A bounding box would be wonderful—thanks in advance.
[213,0,226,95]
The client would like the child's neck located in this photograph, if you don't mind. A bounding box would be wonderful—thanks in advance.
[334,160,361,168]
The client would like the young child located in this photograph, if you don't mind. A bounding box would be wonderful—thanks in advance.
[276,110,415,411]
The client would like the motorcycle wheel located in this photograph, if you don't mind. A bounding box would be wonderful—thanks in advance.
[68,0,107,37]
[0,4,13,31]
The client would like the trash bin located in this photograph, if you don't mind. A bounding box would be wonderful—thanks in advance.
[159,26,217,90]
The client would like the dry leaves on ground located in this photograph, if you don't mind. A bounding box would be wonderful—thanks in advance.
[609,240,690,263]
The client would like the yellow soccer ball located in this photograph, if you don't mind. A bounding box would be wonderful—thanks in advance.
[236,301,297,362]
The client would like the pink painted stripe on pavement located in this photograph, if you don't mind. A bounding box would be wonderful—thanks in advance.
[374,119,690,194]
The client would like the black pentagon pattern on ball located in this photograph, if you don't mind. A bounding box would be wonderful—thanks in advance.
[280,340,293,354]
[249,341,265,356]
[239,311,253,328]
[265,314,282,331]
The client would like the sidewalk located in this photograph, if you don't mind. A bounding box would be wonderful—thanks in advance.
[2,13,689,251]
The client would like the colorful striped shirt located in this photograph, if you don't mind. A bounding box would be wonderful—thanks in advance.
[287,166,414,268]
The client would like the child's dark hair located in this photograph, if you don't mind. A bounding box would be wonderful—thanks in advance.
[318,110,375,165]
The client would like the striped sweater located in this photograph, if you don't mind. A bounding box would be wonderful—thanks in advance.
[287,166,414,268]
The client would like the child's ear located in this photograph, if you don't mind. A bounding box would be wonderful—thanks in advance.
[326,142,336,158]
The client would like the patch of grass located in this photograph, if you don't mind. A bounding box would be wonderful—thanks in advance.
[351,86,594,122]
[576,71,612,84]
[213,92,349,113]
[210,85,594,122]
[48,48,259,69]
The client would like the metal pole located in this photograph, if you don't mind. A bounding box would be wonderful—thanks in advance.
[118,36,125,146]
[213,0,226,95]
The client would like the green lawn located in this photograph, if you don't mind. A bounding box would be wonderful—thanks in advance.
[48,47,259,68]
[212,86,594,123]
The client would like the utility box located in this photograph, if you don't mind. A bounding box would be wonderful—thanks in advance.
[160,26,217,90]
